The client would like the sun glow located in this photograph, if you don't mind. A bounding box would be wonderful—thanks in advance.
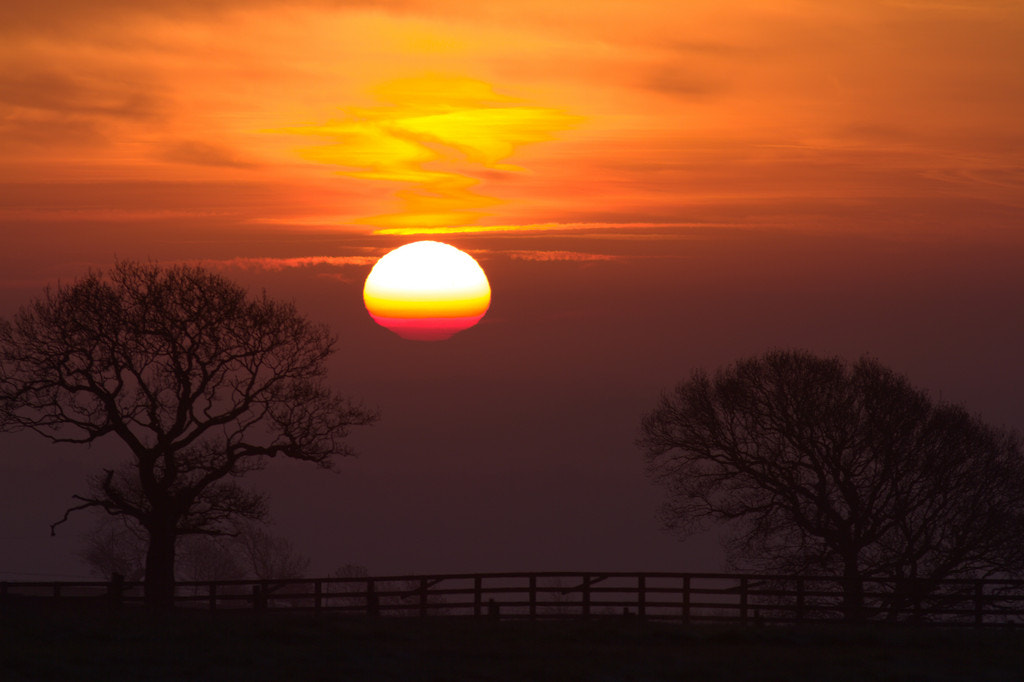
[280,76,581,230]
[363,241,491,341]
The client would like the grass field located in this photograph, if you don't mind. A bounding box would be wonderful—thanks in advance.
[3,608,1023,681]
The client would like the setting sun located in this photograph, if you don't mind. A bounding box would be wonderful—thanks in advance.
[363,241,491,341]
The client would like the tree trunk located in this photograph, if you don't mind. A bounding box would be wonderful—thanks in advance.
[144,524,178,610]
[842,559,865,622]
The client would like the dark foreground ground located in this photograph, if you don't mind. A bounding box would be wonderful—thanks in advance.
[2,608,1022,681]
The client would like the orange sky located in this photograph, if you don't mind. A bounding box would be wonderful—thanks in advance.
[3,0,1022,278]
[2,0,1023,579]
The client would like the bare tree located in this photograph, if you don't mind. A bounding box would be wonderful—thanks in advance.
[639,349,1024,621]
[329,563,369,580]
[79,514,147,581]
[0,261,377,608]
[233,522,310,581]
[177,534,248,583]
[81,514,311,587]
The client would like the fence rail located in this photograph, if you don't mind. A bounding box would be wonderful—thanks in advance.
[3,572,1024,625]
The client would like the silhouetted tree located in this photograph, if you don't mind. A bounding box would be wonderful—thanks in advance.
[329,563,369,580]
[0,261,377,608]
[176,534,248,583]
[639,349,1024,621]
[81,514,307,584]
[79,514,147,582]
[233,522,310,581]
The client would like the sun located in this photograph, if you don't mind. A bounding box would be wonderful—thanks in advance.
[363,241,491,341]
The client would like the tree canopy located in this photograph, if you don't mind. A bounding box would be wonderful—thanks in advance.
[0,261,377,607]
[639,349,1024,620]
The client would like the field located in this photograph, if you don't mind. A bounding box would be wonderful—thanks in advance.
[3,608,1023,681]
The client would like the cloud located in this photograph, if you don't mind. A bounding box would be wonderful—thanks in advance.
[201,256,378,271]
[885,0,1018,11]
[0,69,161,119]
[0,65,165,153]
[0,118,109,150]
[644,67,723,98]
[276,75,582,229]
[160,140,259,168]
[370,221,723,236]
[504,251,618,262]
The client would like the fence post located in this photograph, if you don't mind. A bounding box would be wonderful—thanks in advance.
[366,579,379,617]
[796,578,805,623]
[474,576,483,617]
[107,573,124,609]
[739,576,749,624]
[912,577,923,624]
[209,582,217,611]
[253,584,267,611]
[582,574,591,619]
[419,577,429,617]
[974,580,984,626]
[637,575,646,620]
[315,580,322,614]
[682,575,691,624]
[529,575,537,620]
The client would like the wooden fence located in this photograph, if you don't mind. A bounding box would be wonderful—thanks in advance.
[3,572,1024,626]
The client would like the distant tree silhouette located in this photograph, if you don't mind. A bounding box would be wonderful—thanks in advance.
[176,534,248,583]
[0,261,377,608]
[329,563,370,580]
[81,513,308,584]
[639,349,1024,621]
[233,522,310,581]
[79,514,147,582]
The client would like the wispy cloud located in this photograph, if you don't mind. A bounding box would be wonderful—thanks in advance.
[371,221,732,236]
[504,251,618,262]
[159,140,259,169]
[0,68,161,119]
[0,66,164,152]
[276,75,582,229]
[199,256,377,271]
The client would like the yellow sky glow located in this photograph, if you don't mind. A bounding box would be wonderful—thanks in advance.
[279,75,582,229]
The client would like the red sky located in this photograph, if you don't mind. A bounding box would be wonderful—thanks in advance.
[1,0,1022,580]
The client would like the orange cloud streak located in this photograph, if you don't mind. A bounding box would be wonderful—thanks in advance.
[371,222,728,236]
[201,256,378,271]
